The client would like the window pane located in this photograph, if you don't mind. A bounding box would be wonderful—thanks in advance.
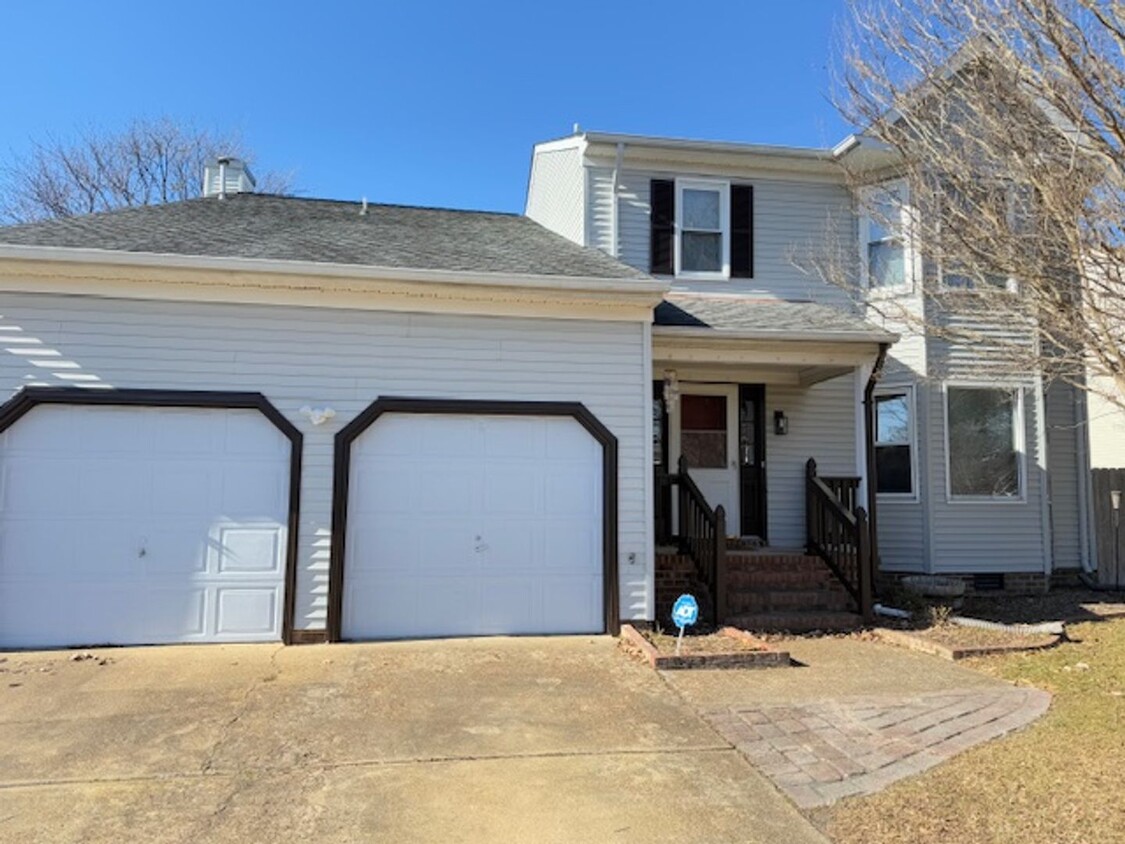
[682,232,723,272]
[948,387,1019,496]
[682,189,720,230]
[869,241,905,287]
[876,394,909,443]
[876,445,912,494]
[681,395,727,431]
[682,432,726,468]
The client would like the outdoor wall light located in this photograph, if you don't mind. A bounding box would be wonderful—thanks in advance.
[774,410,789,436]
[300,405,337,426]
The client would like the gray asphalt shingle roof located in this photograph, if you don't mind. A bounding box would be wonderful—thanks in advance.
[655,294,895,340]
[0,193,649,280]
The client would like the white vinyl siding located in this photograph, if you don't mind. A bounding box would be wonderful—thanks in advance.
[0,293,653,628]
[766,373,858,547]
[525,144,586,245]
[594,168,856,304]
[1087,374,1125,469]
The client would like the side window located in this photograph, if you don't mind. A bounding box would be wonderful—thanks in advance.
[946,385,1022,499]
[874,390,914,496]
[649,179,753,279]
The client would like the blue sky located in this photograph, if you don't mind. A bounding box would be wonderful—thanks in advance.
[0,1,853,212]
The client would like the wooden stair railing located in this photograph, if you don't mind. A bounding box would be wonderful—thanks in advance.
[805,459,874,623]
[654,456,727,623]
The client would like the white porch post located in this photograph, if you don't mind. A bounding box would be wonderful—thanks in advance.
[855,362,873,512]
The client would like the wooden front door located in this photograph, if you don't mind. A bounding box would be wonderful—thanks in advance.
[739,385,767,540]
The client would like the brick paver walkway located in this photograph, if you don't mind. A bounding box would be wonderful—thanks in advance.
[703,686,1051,808]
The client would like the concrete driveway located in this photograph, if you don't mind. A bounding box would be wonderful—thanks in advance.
[0,637,826,843]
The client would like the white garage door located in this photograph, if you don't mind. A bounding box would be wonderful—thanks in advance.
[343,413,604,639]
[0,404,291,648]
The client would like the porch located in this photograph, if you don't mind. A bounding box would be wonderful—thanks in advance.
[649,295,896,630]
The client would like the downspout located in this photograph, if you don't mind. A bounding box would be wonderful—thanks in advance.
[863,343,891,571]
[611,142,625,258]
[1076,386,1096,573]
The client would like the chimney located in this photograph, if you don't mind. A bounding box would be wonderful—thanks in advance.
[202,156,256,199]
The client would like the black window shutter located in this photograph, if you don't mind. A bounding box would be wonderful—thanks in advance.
[650,179,675,275]
[731,184,754,278]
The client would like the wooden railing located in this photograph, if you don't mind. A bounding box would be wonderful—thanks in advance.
[655,456,727,622]
[806,459,874,622]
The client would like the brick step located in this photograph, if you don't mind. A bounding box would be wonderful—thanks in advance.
[726,569,838,590]
[726,611,863,633]
[725,554,829,575]
[728,587,852,608]
[726,536,766,551]
[729,596,853,615]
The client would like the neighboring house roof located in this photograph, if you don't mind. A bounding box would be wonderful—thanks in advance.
[0,193,649,281]
[655,294,897,343]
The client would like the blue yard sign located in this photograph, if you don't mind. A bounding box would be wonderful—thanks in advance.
[671,594,699,630]
[671,594,699,656]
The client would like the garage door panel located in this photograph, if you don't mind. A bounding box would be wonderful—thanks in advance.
[78,463,149,514]
[483,418,543,457]
[484,467,540,514]
[344,412,604,640]
[144,587,208,639]
[0,404,291,648]
[215,586,279,637]
[545,469,600,515]
[152,465,218,515]
[221,466,287,515]
[213,526,283,574]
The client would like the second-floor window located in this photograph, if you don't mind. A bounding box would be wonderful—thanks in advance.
[650,179,753,279]
[861,183,909,289]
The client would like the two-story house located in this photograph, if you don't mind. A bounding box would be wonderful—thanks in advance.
[527,130,1093,627]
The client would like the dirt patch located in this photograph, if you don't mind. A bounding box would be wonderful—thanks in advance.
[873,624,1059,661]
[618,625,790,670]
[962,588,1125,624]
[642,628,770,655]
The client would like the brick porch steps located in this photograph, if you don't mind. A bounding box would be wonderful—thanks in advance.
[726,610,863,633]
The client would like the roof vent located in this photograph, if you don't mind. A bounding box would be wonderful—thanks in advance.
[202,157,256,199]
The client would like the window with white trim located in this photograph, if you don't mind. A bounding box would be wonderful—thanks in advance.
[862,182,909,289]
[874,388,914,496]
[946,385,1023,499]
[676,180,729,277]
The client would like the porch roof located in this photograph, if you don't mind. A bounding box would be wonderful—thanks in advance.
[652,295,896,386]
[654,295,897,344]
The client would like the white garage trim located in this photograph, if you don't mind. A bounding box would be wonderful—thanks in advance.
[329,397,619,640]
[0,387,303,646]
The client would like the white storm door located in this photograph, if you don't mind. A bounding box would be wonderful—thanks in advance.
[343,413,604,640]
[671,385,739,536]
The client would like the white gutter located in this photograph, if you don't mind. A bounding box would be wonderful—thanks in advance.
[653,325,899,345]
[0,244,669,300]
[582,131,834,161]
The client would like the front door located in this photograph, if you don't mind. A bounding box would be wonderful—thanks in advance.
[672,385,739,536]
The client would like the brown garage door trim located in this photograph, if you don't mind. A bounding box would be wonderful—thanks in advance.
[328,396,620,641]
[0,386,304,645]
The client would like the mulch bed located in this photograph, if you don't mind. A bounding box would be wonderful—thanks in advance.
[618,624,790,670]
[962,588,1125,624]
[874,624,1060,661]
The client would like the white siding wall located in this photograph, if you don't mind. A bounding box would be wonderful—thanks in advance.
[0,293,653,628]
[594,168,856,305]
[1046,381,1085,570]
[766,373,858,547]
[525,145,586,245]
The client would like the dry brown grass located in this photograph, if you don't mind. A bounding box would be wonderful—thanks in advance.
[818,617,1125,844]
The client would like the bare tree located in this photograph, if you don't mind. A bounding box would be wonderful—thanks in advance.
[0,117,292,224]
[830,0,1125,411]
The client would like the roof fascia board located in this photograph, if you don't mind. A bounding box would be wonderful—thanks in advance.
[0,244,666,298]
[653,324,898,344]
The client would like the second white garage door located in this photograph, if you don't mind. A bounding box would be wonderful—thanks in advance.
[343,413,604,639]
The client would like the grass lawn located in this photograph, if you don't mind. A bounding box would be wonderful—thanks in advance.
[818,617,1125,844]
